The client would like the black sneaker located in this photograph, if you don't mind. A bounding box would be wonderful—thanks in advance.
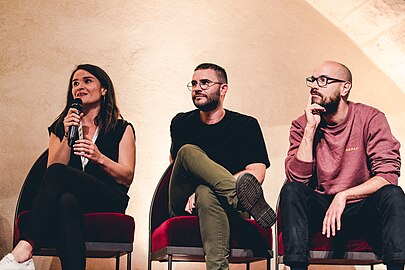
[236,173,276,228]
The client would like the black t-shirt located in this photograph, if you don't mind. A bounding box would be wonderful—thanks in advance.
[170,109,270,175]
[48,119,135,199]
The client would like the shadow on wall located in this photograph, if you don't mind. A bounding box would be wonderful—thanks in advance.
[0,214,12,257]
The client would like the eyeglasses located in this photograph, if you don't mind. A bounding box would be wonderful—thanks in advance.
[306,76,346,88]
[187,79,224,91]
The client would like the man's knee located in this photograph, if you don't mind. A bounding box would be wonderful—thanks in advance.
[379,184,404,196]
[280,182,306,203]
[377,185,405,206]
[177,144,201,160]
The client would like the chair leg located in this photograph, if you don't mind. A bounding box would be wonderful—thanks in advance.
[168,254,172,270]
[127,252,132,270]
[116,254,120,270]
[246,261,250,270]
[371,265,374,270]
[147,256,151,270]
[267,258,270,270]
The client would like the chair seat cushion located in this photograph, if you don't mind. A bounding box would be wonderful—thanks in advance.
[14,210,135,246]
[152,216,272,253]
[277,232,374,255]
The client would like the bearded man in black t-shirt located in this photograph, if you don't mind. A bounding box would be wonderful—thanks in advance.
[168,63,276,270]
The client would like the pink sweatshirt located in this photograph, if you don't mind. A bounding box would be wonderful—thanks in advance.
[285,102,401,195]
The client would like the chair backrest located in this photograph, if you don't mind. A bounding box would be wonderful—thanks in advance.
[14,150,48,220]
[149,163,173,233]
[13,150,48,245]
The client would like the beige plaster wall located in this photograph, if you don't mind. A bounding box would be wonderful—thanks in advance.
[0,1,404,270]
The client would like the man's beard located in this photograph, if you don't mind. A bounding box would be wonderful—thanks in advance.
[192,90,220,112]
[312,91,340,114]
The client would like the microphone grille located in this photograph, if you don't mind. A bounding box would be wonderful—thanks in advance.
[71,98,82,111]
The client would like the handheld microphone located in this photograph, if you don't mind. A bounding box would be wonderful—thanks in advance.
[67,98,83,147]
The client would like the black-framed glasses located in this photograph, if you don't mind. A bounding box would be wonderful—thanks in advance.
[187,80,224,91]
[306,76,346,88]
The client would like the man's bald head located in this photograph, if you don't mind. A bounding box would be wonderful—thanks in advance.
[316,61,352,83]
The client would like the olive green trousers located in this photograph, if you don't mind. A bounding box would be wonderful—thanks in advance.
[169,144,240,270]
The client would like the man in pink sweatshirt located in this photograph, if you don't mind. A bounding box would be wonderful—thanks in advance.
[280,61,404,270]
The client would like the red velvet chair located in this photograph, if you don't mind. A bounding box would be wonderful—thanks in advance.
[275,182,382,270]
[148,163,273,270]
[13,150,135,270]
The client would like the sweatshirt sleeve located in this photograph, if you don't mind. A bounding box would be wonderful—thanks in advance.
[366,112,401,185]
[285,117,316,184]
